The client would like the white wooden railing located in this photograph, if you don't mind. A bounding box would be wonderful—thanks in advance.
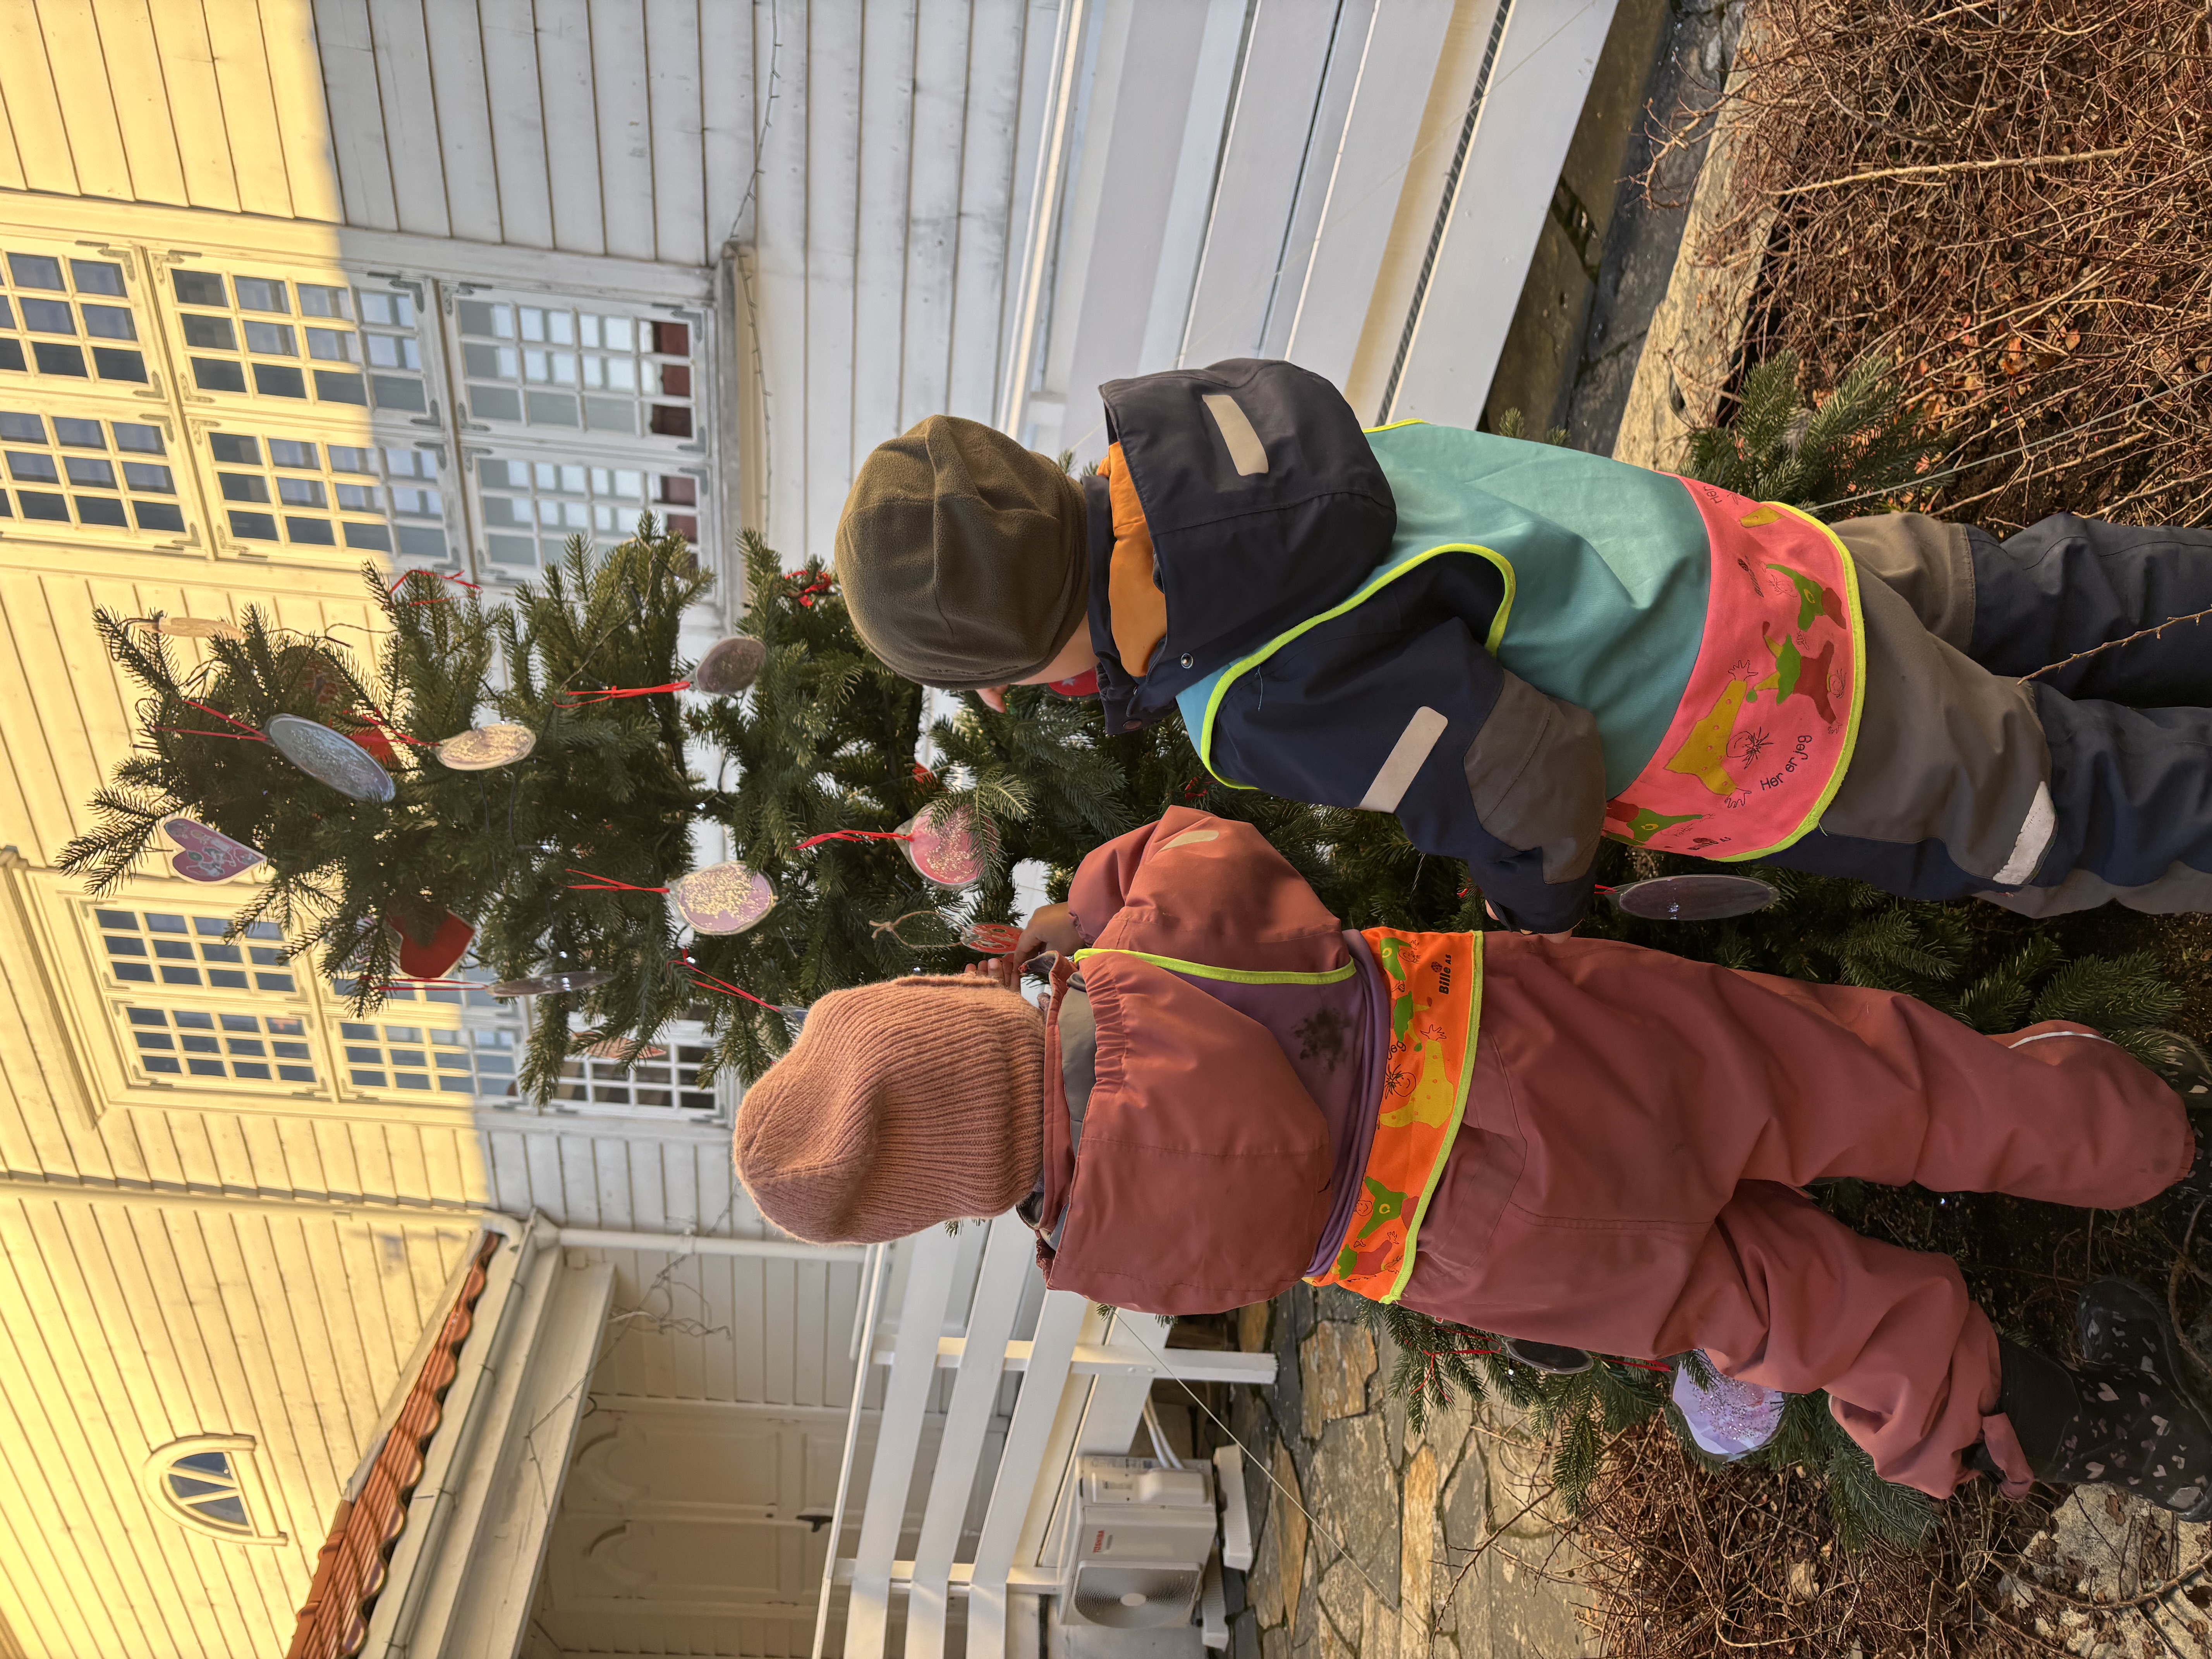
[814,1214,1277,1659]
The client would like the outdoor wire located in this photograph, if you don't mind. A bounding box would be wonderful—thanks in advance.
[1115,1313,1440,1650]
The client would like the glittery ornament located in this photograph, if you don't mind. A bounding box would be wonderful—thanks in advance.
[161,817,264,882]
[694,636,768,696]
[669,860,777,935]
[961,921,1023,954]
[899,803,984,888]
[436,721,538,771]
[266,714,396,803]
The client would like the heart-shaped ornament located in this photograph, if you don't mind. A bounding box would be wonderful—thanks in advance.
[670,861,777,934]
[901,804,985,888]
[388,909,475,979]
[162,817,265,883]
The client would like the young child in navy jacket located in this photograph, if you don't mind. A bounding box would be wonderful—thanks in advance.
[835,359,2212,931]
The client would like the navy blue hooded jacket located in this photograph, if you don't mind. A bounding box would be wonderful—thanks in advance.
[1085,360,1607,933]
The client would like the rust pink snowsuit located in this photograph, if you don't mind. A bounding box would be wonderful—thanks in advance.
[1031,807,2193,1497]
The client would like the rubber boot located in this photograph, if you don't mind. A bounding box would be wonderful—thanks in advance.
[1996,1278,2212,1519]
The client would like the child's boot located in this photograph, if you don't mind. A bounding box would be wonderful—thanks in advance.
[1994,1278,2212,1518]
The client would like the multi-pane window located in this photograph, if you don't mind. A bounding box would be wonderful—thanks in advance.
[553,1042,716,1112]
[475,455,699,571]
[124,1007,317,1084]
[0,251,149,385]
[206,431,449,559]
[0,408,184,532]
[169,269,433,415]
[456,299,695,439]
[97,908,297,993]
[338,1020,517,1096]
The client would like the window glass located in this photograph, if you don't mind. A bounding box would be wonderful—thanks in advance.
[100,909,293,992]
[457,296,694,440]
[474,451,697,571]
[553,1041,716,1112]
[170,270,428,412]
[0,410,182,533]
[207,428,449,560]
[337,1018,514,1095]
[0,249,149,383]
[125,1006,316,1084]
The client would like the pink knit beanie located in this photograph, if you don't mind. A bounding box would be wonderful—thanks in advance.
[733,975,1046,1244]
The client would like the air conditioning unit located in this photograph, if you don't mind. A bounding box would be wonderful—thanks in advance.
[1057,1458,1218,1630]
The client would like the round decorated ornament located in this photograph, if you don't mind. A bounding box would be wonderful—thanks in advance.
[161,817,264,883]
[1605,873,1777,922]
[899,804,985,889]
[694,636,768,697]
[436,721,537,772]
[489,969,612,999]
[266,714,396,803]
[669,860,776,935]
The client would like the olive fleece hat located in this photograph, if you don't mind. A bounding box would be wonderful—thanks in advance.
[733,975,1046,1244]
[835,415,1089,690]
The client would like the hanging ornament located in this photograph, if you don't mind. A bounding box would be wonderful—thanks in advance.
[694,636,768,697]
[139,614,244,640]
[1671,1355,1786,1459]
[266,714,396,803]
[1603,873,1778,922]
[489,969,611,999]
[160,817,265,883]
[900,803,985,888]
[270,642,400,765]
[797,804,987,889]
[388,910,476,980]
[436,721,537,771]
[961,921,1023,955]
[669,860,777,935]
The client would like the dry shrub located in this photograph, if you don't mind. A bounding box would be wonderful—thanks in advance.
[1677,0,2212,529]
[1575,1419,2069,1657]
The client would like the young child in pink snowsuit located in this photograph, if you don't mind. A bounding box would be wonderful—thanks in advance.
[733,808,2212,1512]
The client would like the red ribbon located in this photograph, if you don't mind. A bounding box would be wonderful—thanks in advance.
[558,680,693,704]
[795,830,912,851]
[347,708,438,748]
[567,867,668,893]
[388,570,482,594]
[181,697,266,737]
[675,956,779,1010]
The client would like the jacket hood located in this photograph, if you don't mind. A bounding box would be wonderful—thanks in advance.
[1093,359,1395,732]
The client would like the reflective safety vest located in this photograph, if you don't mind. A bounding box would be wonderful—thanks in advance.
[1177,422,1867,862]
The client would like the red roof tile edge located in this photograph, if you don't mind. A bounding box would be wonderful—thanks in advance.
[285,1230,503,1659]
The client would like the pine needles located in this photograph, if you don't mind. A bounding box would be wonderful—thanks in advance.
[1685,350,1939,518]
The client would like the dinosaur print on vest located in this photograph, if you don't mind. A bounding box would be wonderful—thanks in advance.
[1375,934,1420,1039]
[1355,1175,1408,1240]
[1664,678,1753,796]
[1608,800,1705,846]
[1765,561,1846,631]
[1757,622,1841,725]
[1381,1015,1462,1129]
